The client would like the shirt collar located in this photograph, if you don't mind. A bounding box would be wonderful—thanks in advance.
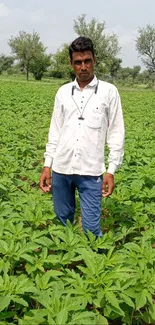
[72,75,98,90]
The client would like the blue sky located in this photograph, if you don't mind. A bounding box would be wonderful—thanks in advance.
[0,0,155,68]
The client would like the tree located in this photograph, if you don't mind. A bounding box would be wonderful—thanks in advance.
[30,53,51,80]
[74,14,121,76]
[50,44,74,79]
[107,58,122,78]
[0,54,14,74]
[136,25,155,72]
[51,14,121,80]
[116,66,141,84]
[137,69,153,84]
[130,65,141,81]
[8,31,45,80]
[117,67,133,81]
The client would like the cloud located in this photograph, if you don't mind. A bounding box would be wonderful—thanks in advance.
[0,2,9,17]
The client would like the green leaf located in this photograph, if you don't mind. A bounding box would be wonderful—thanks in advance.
[48,270,63,277]
[70,311,95,324]
[105,292,120,310]
[96,314,108,325]
[0,296,11,312]
[124,242,140,252]
[20,253,34,264]
[13,297,28,307]
[0,311,16,320]
[105,292,124,316]
[136,291,147,310]
[0,184,7,191]
[25,263,36,274]
[0,240,8,253]
[56,309,68,324]
[120,293,135,308]
[81,249,96,274]
[34,236,52,247]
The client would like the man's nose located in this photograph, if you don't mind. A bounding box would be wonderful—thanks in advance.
[81,62,87,70]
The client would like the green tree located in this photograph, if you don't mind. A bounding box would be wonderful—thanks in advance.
[0,54,14,74]
[52,14,121,80]
[74,14,121,76]
[107,58,122,78]
[130,65,141,81]
[8,30,45,80]
[117,67,132,81]
[136,25,155,72]
[50,44,74,79]
[30,53,51,80]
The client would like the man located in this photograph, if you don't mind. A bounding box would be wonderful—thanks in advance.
[40,36,125,237]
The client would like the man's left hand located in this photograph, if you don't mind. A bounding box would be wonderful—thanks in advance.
[102,173,114,197]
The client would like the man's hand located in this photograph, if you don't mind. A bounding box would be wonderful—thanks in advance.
[40,167,51,193]
[102,173,114,197]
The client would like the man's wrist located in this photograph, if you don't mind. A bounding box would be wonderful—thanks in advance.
[107,162,117,175]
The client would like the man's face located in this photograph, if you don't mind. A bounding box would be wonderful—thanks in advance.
[71,51,96,83]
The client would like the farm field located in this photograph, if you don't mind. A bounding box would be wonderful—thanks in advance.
[0,79,155,325]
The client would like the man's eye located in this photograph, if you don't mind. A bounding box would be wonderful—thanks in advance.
[74,61,82,65]
[84,59,92,64]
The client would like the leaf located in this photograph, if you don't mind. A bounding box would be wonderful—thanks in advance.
[0,296,11,312]
[56,309,68,324]
[96,314,108,325]
[70,311,95,324]
[124,242,140,252]
[120,293,135,308]
[34,236,52,247]
[105,292,120,310]
[105,292,124,316]
[81,249,96,274]
[19,242,39,254]
[25,263,36,274]
[0,240,8,253]
[0,184,7,191]
[20,253,34,264]
[0,311,16,320]
[48,270,63,277]
[13,297,28,307]
[136,291,147,310]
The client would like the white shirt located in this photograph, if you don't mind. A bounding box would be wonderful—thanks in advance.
[44,76,125,175]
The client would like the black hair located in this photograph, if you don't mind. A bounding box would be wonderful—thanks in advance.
[69,36,95,61]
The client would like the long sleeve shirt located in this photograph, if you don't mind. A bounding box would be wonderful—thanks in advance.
[44,76,125,176]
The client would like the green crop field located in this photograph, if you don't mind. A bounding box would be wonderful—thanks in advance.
[0,79,155,325]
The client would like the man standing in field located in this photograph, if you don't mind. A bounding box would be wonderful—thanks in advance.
[40,36,125,237]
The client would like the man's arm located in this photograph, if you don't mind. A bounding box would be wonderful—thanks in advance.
[40,91,64,192]
[102,86,125,197]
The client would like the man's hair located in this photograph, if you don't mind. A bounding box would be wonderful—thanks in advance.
[69,36,95,61]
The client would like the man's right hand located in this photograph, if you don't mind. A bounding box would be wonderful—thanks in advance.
[40,167,51,193]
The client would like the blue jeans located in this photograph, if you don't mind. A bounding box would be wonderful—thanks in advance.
[52,171,103,236]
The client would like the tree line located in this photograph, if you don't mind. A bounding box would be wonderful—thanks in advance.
[0,15,155,85]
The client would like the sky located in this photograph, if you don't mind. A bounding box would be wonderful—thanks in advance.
[0,0,155,68]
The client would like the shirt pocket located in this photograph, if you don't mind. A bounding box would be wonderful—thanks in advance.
[85,109,104,129]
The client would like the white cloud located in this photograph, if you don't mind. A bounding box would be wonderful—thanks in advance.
[0,2,9,17]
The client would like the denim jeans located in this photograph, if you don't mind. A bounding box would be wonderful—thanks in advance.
[52,171,103,236]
